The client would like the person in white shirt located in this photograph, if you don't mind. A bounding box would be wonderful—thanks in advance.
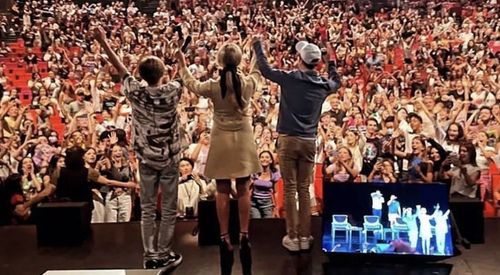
[188,56,206,79]
[42,71,61,91]
[177,158,207,219]
[433,204,450,255]
[416,205,433,255]
[470,88,496,108]
[371,190,385,219]
[459,26,474,52]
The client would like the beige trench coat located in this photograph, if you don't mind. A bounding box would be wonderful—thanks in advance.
[179,59,262,179]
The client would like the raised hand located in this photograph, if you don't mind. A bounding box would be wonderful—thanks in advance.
[109,131,118,145]
[21,105,29,114]
[173,50,186,67]
[192,172,201,182]
[93,26,107,44]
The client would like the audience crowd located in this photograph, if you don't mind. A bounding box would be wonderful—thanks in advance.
[1,0,500,225]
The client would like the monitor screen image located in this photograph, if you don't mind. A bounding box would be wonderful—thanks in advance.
[322,183,454,257]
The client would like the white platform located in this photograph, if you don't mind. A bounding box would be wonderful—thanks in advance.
[43,270,160,275]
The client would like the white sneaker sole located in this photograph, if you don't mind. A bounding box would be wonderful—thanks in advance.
[156,255,183,274]
[300,241,313,250]
[300,237,314,250]
[282,240,300,252]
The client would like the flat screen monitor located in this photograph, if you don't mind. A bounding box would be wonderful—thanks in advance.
[322,182,455,261]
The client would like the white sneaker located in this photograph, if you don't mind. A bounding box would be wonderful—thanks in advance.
[300,236,314,250]
[282,235,300,252]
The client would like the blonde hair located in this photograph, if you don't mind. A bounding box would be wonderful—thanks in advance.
[217,43,244,110]
[217,43,242,68]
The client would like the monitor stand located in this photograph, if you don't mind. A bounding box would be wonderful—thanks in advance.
[323,262,453,275]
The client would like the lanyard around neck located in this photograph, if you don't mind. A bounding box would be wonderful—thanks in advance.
[183,181,196,202]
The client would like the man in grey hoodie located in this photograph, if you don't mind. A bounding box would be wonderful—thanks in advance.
[252,37,340,252]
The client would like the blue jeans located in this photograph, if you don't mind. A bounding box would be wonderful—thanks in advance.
[372,208,382,219]
[139,162,178,261]
[250,196,274,219]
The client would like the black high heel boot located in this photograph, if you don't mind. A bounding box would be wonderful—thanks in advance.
[239,232,252,275]
[219,233,234,275]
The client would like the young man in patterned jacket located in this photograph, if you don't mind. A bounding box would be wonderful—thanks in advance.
[93,26,183,271]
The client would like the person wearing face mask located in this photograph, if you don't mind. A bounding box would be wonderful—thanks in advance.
[383,119,395,137]
[380,116,396,155]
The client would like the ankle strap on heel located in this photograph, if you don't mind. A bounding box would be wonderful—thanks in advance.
[220,233,230,241]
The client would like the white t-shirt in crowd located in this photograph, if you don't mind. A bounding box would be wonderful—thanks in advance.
[471,91,496,108]
[187,143,209,176]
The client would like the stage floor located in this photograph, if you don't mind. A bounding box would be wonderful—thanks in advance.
[1,218,499,275]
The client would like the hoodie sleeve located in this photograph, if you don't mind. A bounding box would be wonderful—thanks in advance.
[252,40,290,85]
[327,61,341,93]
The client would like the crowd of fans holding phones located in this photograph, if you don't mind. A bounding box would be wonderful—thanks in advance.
[0,0,499,225]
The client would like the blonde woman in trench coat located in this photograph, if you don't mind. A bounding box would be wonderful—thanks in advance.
[175,41,261,275]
